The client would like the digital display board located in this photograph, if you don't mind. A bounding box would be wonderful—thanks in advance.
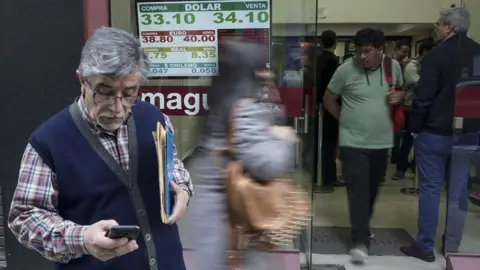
[137,0,270,77]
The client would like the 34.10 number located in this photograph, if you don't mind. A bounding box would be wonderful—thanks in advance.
[213,11,269,24]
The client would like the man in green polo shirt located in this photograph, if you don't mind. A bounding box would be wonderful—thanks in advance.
[323,28,404,264]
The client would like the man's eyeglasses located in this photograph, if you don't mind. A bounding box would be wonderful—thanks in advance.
[84,79,138,105]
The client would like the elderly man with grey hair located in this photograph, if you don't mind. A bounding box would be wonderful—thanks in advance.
[7,27,193,270]
[401,7,480,262]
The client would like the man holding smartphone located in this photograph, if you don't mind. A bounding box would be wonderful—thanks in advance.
[8,27,193,270]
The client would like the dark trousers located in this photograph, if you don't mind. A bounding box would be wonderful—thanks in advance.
[396,111,414,172]
[340,147,388,247]
[321,111,339,185]
[391,133,402,163]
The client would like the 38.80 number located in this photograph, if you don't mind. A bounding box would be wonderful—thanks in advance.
[142,36,173,43]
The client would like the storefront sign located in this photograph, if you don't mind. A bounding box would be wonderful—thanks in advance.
[140,86,313,117]
[137,0,270,77]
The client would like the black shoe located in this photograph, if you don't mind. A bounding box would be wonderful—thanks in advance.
[330,180,346,187]
[400,245,435,262]
[392,171,405,180]
[469,193,480,206]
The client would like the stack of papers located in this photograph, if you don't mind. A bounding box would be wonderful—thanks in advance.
[155,122,174,223]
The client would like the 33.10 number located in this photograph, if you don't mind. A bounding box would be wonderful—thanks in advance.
[140,13,195,25]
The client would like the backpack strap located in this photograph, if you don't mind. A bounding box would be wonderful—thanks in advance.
[382,56,394,88]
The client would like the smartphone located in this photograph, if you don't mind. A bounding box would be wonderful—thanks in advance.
[106,225,140,241]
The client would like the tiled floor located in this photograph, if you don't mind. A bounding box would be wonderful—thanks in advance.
[178,162,480,269]
[300,163,480,269]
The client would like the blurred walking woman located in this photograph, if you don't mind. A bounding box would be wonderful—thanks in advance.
[189,39,297,270]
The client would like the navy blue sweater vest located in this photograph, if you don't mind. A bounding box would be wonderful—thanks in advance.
[29,101,185,270]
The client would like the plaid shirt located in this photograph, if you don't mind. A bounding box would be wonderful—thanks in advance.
[8,98,193,263]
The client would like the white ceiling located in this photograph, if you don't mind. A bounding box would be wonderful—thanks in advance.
[272,23,434,37]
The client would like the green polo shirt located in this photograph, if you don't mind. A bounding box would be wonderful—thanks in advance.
[327,57,403,149]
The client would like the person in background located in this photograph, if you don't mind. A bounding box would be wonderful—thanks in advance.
[315,29,344,193]
[392,40,435,180]
[324,28,404,264]
[391,39,411,164]
[401,7,480,262]
[190,39,297,270]
[393,39,411,69]
[343,53,354,62]
[7,27,193,270]
[468,161,480,206]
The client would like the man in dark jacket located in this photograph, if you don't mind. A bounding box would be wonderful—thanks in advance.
[401,7,480,262]
[315,30,344,193]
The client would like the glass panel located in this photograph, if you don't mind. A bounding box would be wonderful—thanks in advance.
[270,5,318,269]
[312,3,435,270]
[110,0,315,269]
[444,0,480,259]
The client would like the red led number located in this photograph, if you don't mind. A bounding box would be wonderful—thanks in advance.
[142,36,174,43]
[183,35,216,42]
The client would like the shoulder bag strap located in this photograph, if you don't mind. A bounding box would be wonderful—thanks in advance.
[382,56,394,89]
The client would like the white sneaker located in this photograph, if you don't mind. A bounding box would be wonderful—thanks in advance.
[350,245,368,264]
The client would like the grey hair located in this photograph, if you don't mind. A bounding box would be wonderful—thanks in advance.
[78,27,150,80]
[440,7,471,33]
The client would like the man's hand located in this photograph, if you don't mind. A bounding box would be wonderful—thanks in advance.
[83,220,138,262]
[387,91,405,105]
[166,181,189,224]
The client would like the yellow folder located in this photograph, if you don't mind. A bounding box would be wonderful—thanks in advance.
[154,122,169,223]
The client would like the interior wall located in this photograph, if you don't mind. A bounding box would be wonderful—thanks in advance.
[272,0,460,24]
[271,23,433,37]
[0,0,85,269]
[463,0,480,42]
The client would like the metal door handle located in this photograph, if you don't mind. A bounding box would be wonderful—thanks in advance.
[304,94,309,134]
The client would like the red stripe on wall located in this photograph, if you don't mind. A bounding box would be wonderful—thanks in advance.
[83,0,109,41]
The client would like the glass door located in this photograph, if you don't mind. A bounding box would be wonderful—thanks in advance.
[444,0,480,260]
[110,0,317,269]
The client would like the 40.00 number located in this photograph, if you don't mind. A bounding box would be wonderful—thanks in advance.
[183,35,216,42]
